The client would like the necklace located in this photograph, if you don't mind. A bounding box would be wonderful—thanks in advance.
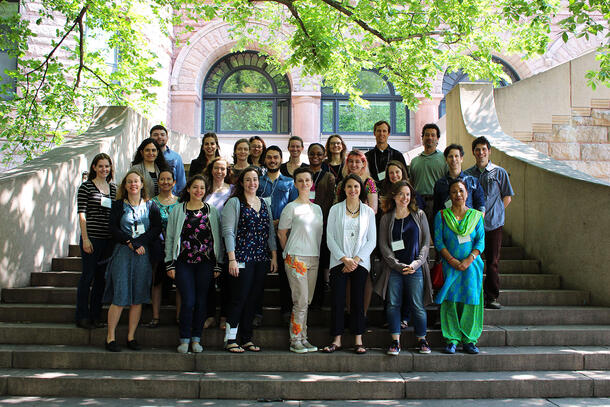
[346,204,360,215]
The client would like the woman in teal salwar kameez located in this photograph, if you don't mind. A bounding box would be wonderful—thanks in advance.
[434,179,485,354]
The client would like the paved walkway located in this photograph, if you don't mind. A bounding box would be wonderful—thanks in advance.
[1,398,609,406]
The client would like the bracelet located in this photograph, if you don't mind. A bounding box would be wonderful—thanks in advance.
[469,253,476,260]
[229,259,237,262]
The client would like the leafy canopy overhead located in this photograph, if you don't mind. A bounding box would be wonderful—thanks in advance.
[0,0,607,164]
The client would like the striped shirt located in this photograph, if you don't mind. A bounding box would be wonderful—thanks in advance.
[77,180,117,239]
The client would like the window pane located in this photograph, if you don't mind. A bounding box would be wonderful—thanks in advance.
[357,71,390,95]
[322,101,334,133]
[0,1,18,99]
[278,98,290,133]
[222,70,272,94]
[395,102,407,133]
[203,100,216,132]
[338,101,390,133]
[220,100,272,131]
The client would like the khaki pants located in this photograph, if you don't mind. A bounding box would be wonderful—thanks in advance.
[285,254,319,344]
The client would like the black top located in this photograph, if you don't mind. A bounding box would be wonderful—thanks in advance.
[279,162,307,178]
[365,145,408,182]
[392,214,419,266]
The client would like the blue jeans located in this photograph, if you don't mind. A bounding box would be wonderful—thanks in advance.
[76,237,110,322]
[174,259,214,342]
[387,268,427,337]
[228,260,269,343]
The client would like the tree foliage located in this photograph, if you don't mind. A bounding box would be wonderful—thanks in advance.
[0,0,607,165]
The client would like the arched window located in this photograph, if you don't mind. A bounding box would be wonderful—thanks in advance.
[202,51,291,134]
[439,56,520,117]
[321,70,409,136]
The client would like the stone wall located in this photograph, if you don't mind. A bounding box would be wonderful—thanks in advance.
[446,83,610,306]
[0,106,200,292]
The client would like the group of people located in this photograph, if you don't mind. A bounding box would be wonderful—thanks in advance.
[75,120,513,356]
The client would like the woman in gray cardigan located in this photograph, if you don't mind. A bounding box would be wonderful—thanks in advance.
[164,175,223,353]
[221,167,277,353]
[377,180,433,356]
[131,138,169,197]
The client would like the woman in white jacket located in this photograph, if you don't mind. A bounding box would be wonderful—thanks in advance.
[323,174,376,354]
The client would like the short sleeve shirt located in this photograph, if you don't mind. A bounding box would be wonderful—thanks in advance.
[465,162,514,231]
[278,202,323,258]
[410,150,447,196]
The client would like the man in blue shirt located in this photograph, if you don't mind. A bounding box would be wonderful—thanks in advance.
[465,136,514,309]
[433,144,486,215]
[256,145,298,325]
[150,125,186,195]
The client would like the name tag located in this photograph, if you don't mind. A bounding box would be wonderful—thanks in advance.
[237,262,245,269]
[100,197,112,208]
[132,223,145,238]
[378,172,386,181]
[309,191,316,200]
[444,199,452,209]
[391,240,405,251]
[457,234,471,244]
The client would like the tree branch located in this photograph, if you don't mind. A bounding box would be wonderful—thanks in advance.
[25,6,89,76]
[83,65,123,101]
[74,15,85,90]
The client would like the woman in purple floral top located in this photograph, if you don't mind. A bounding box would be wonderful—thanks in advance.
[164,175,223,354]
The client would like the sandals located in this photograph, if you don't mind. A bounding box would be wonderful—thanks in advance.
[145,318,160,328]
[354,344,367,354]
[242,341,261,352]
[225,342,244,353]
[322,343,343,353]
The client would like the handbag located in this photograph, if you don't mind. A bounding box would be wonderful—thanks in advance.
[431,262,444,289]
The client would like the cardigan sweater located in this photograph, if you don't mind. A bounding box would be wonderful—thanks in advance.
[326,200,376,271]
[131,162,160,198]
[221,196,277,254]
[375,208,434,306]
[164,202,224,265]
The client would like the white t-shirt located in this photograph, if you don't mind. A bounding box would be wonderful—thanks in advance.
[278,201,323,258]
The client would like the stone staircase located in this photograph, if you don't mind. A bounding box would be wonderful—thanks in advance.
[0,242,609,401]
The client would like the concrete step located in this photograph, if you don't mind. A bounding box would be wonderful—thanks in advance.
[2,303,609,327]
[0,323,608,348]
[0,344,608,373]
[2,286,586,306]
[67,242,523,259]
[0,397,608,407]
[1,368,605,399]
[28,271,556,290]
[50,257,540,273]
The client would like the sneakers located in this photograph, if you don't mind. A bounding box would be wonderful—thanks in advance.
[177,343,189,354]
[302,340,318,352]
[417,339,431,354]
[485,299,502,309]
[463,342,480,354]
[387,340,400,356]
[443,343,457,354]
[191,342,203,353]
[289,341,308,354]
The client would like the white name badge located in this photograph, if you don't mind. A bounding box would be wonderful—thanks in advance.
[444,199,452,209]
[391,240,405,251]
[309,191,316,200]
[378,172,386,181]
[100,197,112,208]
[132,223,145,238]
[457,234,471,244]
[237,262,245,269]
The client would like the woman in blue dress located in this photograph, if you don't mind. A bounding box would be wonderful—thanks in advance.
[104,169,161,352]
[434,179,485,354]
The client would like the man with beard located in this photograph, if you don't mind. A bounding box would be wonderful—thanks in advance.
[150,125,186,194]
[410,123,447,226]
[255,145,298,326]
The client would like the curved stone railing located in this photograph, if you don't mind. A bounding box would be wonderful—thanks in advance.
[446,83,610,306]
[0,106,200,291]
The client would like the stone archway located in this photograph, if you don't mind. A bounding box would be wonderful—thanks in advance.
[169,20,320,141]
